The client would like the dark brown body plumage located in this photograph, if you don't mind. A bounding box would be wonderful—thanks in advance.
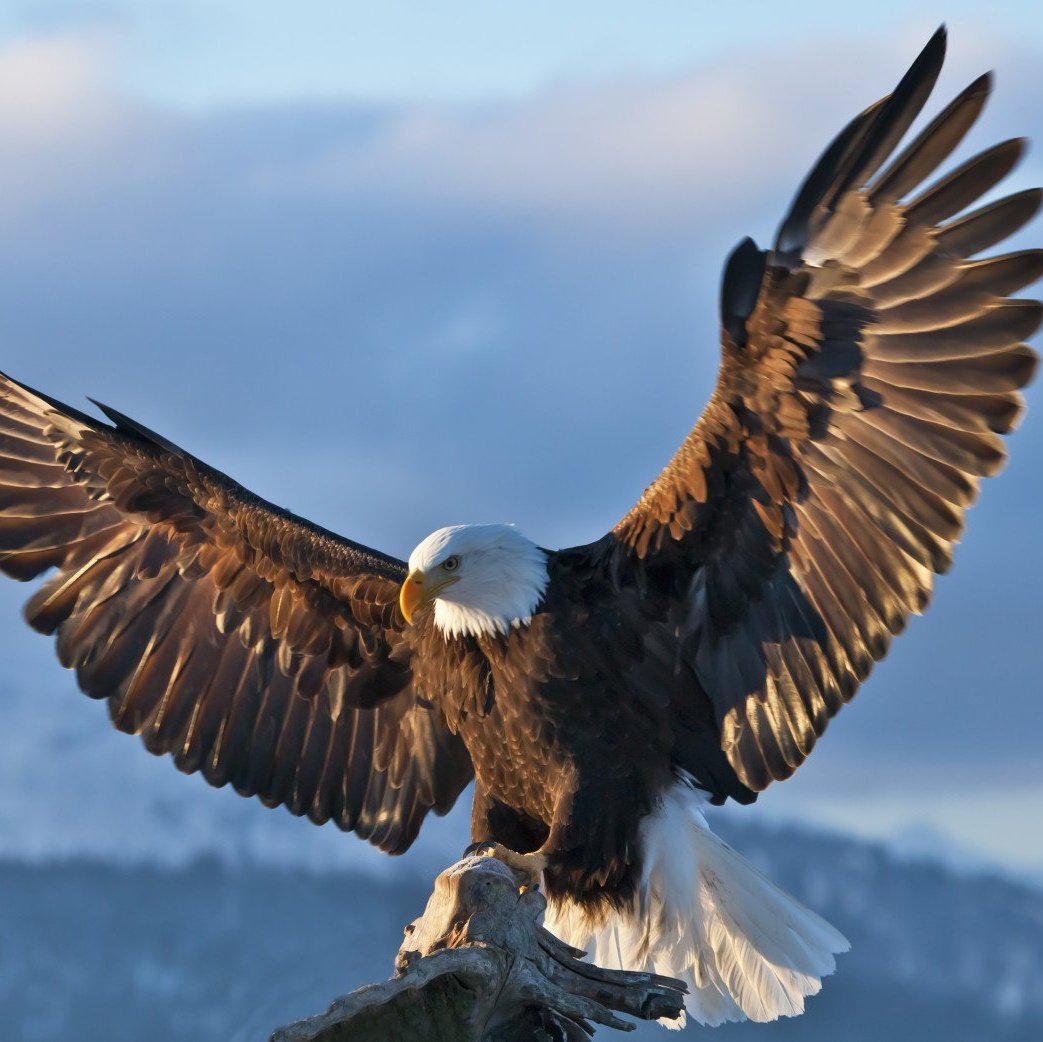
[0,29,1038,918]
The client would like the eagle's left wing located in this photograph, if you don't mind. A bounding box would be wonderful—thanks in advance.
[610,28,1040,792]
[0,372,472,852]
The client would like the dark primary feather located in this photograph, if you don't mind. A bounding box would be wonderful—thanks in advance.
[0,375,472,853]
[611,27,1040,793]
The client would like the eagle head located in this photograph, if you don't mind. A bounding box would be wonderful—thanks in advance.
[400,523,548,639]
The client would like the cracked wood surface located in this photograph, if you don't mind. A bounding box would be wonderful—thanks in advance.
[270,852,686,1041]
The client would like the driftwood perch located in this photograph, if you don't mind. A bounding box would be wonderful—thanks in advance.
[271,852,686,1041]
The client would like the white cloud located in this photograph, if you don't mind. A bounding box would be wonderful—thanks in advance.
[0,29,123,140]
[247,31,1043,230]
[1,25,1041,234]
[0,29,149,216]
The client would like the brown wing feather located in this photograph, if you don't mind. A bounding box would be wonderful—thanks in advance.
[611,28,1039,792]
[0,374,472,853]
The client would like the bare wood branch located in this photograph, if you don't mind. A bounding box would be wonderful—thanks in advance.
[270,851,686,1041]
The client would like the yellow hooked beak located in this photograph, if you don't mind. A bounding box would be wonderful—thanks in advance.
[399,570,459,624]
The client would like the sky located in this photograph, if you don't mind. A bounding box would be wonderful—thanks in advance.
[0,3,1041,876]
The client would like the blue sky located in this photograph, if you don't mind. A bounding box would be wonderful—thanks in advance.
[3,1,1043,107]
[0,4,1041,874]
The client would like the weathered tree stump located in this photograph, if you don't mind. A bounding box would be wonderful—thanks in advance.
[270,851,686,1041]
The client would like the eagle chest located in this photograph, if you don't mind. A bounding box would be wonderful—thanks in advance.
[428,623,663,824]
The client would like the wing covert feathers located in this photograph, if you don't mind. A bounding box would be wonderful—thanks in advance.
[613,28,1040,793]
[0,375,471,852]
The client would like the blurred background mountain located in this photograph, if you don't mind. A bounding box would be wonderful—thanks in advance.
[2,814,1042,1042]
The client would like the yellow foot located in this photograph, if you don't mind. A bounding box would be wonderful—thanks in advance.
[472,842,548,891]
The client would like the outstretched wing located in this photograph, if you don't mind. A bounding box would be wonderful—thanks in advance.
[0,373,472,853]
[612,28,1040,792]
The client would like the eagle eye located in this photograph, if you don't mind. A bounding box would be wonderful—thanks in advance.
[442,555,460,572]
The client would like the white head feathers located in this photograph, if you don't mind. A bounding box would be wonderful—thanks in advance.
[407,523,549,639]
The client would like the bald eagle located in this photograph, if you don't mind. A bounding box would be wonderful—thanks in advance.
[0,28,1039,1028]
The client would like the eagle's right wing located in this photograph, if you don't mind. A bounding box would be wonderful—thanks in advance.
[0,373,472,853]
[611,28,1039,793]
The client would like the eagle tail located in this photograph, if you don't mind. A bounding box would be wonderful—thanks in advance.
[542,781,849,1028]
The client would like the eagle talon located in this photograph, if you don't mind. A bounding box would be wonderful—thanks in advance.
[468,841,548,891]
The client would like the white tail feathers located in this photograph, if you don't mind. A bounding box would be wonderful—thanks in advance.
[542,782,850,1029]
